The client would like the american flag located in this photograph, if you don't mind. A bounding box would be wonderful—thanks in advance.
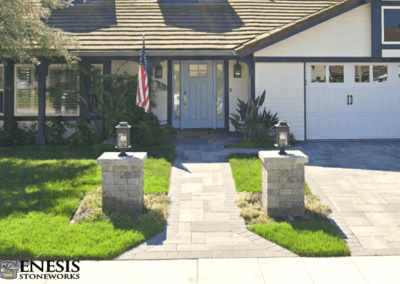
[136,34,150,113]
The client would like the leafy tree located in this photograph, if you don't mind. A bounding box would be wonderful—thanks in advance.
[0,0,78,64]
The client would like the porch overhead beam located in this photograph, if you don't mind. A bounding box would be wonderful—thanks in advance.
[72,50,237,57]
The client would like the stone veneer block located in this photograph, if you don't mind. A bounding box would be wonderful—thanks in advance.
[259,151,308,217]
[97,152,147,215]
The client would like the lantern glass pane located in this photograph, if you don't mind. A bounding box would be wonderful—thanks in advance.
[279,132,288,147]
[118,132,127,148]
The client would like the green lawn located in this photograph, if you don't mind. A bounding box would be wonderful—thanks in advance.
[0,144,175,260]
[228,153,350,257]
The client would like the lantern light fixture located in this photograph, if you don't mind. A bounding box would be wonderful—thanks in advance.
[155,63,162,78]
[115,122,132,157]
[234,60,241,78]
[274,121,290,155]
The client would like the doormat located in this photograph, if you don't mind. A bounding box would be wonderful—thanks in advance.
[178,130,214,136]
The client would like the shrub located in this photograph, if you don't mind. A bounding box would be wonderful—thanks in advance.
[67,119,92,147]
[229,91,279,144]
[45,116,68,146]
[131,120,174,147]
[0,119,35,147]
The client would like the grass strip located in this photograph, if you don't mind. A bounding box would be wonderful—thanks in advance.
[228,153,350,257]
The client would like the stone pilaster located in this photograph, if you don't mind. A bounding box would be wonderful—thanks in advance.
[259,150,308,217]
[97,152,147,215]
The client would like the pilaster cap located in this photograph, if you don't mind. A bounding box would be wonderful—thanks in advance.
[259,150,308,164]
[97,152,147,166]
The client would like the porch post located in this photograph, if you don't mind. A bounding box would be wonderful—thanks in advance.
[224,60,229,131]
[167,60,173,126]
[250,57,255,101]
[35,59,50,145]
[3,60,14,130]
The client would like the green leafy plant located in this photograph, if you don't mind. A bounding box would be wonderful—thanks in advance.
[45,116,68,146]
[0,119,35,147]
[229,91,279,144]
[76,63,160,141]
[131,120,174,147]
[67,118,92,147]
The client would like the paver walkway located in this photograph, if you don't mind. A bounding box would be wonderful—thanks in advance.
[294,140,400,256]
[116,133,296,259]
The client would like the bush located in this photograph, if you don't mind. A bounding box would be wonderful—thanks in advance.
[0,119,35,147]
[67,119,92,147]
[131,120,174,147]
[45,116,68,146]
[229,91,279,144]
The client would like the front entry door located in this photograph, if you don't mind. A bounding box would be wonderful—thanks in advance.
[181,61,215,128]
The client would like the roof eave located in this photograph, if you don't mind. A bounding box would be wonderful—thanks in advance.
[72,49,237,57]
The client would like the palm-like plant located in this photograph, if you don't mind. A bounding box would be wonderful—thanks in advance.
[229,90,279,143]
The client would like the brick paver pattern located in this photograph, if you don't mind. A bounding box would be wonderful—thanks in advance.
[115,134,297,259]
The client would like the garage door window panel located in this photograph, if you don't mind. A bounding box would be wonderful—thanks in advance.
[373,66,388,83]
[355,66,370,83]
[311,65,326,83]
[329,66,344,83]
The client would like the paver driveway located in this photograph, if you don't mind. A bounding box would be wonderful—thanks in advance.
[294,140,400,256]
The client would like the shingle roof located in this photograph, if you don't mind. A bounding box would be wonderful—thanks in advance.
[48,0,361,56]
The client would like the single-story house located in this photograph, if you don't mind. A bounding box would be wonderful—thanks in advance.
[0,0,399,142]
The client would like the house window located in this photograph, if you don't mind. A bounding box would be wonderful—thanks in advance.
[189,64,208,78]
[47,65,79,116]
[329,66,344,83]
[15,65,38,116]
[373,65,388,83]
[355,65,370,83]
[173,63,180,119]
[311,65,326,83]
[382,7,400,44]
[0,65,4,115]
[216,63,223,119]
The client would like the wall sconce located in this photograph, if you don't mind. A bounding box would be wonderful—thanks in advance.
[155,63,162,78]
[234,60,241,78]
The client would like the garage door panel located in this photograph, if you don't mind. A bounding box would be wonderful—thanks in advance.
[306,63,400,139]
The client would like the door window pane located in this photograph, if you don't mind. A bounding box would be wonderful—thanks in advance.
[173,64,180,119]
[355,66,369,83]
[198,64,208,77]
[311,65,326,83]
[216,63,223,119]
[329,66,344,82]
[15,65,38,116]
[373,65,388,82]
[189,64,208,78]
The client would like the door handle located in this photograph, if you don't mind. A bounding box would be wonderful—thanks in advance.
[350,95,353,105]
[184,91,187,108]
[347,95,349,105]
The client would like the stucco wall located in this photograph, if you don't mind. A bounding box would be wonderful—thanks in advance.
[254,4,371,57]
[229,60,250,131]
[255,63,305,141]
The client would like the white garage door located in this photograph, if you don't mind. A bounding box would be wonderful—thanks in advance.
[306,63,400,139]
